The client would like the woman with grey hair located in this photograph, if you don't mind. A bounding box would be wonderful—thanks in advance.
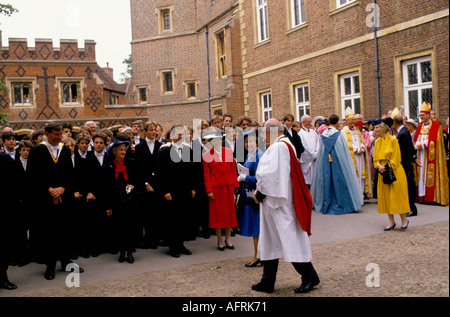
[373,122,410,231]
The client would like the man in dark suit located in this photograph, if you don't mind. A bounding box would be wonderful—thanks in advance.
[135,122,162,249]
[191,124,210,239]
[0,152,18,290]
[155,125,196,258]
[84,131,112,256]
[393,115,418,217]
[27,122,84,280]
[283,114,304,159]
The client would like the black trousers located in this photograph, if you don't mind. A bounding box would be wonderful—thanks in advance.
[259,259,320,287]
[404,166,418,214]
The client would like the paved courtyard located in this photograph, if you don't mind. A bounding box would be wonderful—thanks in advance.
[1,200,448,298]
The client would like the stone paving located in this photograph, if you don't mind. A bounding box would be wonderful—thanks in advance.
[4,220,448,298]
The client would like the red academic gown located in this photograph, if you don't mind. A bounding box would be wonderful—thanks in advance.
[203,147,239,228]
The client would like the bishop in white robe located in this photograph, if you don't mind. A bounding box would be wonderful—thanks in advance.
[251,119,320,294]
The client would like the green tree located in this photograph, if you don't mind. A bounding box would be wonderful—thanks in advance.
[0,3,18,126]
[123,54,132,77]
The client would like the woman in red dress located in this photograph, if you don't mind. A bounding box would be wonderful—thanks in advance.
[203,129,239,251]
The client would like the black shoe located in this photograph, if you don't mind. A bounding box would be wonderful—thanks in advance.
[406,211,417,217]
[295,280,320,294]
[0,281,17,290]
[384,223,396,231]
[400,220,410,231]
[251,282,274,294]
[225,244,235,250]
[168,250,180,258]
[126,252,134,264]
[245,259,262,267]
[179,247,192,255]
[44,270,55,281]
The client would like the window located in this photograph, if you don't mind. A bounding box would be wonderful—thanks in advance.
[186,81,197,99]
[256,0,269,43]
[336,0,356,9]
[12,82,33,106]
[139,87,147,103]
[294,83,309,119]
[216,31,226,78]
[261,91,272,122]
[162,10,171,31]
[158,7,172,33]
[291,0,305,28]
[163,72,173,93]
[402,56,432,121]
[61,82,80,104]
[340,72,361,117]
[160,70,174,94]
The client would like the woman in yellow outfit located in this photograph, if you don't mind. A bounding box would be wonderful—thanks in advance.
[373,122,410,231]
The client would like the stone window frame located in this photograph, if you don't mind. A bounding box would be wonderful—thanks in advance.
[214,28,227,79]
[157,6,173,34]
[287,0,307,30]
[289,79,310,121]
[55,77,85,107]
[184,80,198,100]
[137,86,148,103]
[257,88,273,123]
[6,77,37,108]
[159,69,175,95]
[393,48,437,121]
[254,0,270,45]
[329,0,359,16]
[333,66,364,118]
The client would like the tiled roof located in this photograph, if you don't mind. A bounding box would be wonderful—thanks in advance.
[95,64,127,94]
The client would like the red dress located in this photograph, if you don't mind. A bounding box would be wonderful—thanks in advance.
[203,147,239,228]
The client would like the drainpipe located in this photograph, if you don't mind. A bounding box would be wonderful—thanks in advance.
[373,0,381,118]
[206,26,212,121]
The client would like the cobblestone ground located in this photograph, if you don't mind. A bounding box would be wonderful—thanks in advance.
[14,221,449,298]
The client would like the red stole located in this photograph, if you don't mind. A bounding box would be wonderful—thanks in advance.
[281,141,313,236]
[413,121,440,202]
[114,160,128,181]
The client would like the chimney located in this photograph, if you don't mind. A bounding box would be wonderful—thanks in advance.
[103,62,114,78]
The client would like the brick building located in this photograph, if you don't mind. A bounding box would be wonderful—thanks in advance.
[130,0,448,127]
[0,37,147,131]
[129,0,243,131]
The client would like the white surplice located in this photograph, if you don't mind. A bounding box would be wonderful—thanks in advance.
[255,136,312,263]
[298,127,321,185]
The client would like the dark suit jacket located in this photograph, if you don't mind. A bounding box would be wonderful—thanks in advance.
[84,150,110,197]
[155,143,195,199]
[284,127,304,159]
[396,126,416,173]
[134,138,161,188]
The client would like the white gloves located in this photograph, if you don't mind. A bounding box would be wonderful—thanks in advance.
[237,174,247,182]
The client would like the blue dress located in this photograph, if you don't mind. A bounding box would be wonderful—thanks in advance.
[239,149,263,237]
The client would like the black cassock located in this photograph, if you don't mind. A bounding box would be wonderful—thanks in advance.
[26,143,73,270]
[155,143,196,254]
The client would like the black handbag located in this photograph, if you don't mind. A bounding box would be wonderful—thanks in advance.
[382,163,397,184]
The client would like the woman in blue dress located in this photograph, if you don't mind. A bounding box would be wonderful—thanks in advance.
[237,130,264,267]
